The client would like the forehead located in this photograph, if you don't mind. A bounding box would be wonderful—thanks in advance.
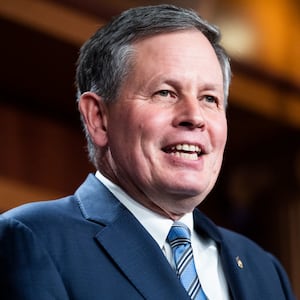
[130,30,223,87]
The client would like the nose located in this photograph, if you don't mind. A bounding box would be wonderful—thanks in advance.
[173,97,206,130]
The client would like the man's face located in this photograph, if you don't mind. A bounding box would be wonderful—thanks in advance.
[103,30,227,219]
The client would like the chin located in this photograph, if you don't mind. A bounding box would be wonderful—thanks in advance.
[165,186,208,204]
[172,182,210,196]
[165,198,204,220]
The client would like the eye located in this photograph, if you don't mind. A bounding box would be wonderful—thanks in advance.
[204,95,217,104]
[153,90,177,102]
[157,90,174,97]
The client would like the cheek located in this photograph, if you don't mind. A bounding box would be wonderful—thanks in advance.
[107,114,147,161]
[210,116,227,147]
[209,118,227,168]
[108,103,171,160]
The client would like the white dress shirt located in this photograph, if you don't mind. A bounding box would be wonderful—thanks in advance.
[96,171,230,300]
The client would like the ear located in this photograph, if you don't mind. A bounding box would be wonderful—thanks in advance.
[78,92,108,147]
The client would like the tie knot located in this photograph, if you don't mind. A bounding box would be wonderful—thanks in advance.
[167,222,191,247]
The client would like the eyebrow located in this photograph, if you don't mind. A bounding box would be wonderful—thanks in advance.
[200,83,223,91]
[162,78,223,92]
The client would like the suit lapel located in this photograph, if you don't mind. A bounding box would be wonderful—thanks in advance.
[193,209,244,299]
[76,174,190,299]
[218,241,247,300]
[95,209,190,299]
[193,209,264,300]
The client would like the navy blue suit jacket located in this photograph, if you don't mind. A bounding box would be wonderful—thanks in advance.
[0,174,295,299]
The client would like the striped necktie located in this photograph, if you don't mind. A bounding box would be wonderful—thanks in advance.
[167,222,207,300]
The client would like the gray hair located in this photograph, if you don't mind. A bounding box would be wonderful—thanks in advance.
[76,4,231,166]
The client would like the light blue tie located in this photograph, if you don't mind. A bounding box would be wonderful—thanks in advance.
[167,222,207,300]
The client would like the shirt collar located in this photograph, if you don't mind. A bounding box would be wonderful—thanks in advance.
[95,171,194,249]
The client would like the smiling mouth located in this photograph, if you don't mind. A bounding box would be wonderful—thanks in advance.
[162,144,202,161]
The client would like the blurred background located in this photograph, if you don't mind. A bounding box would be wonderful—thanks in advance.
[0,0,299,296]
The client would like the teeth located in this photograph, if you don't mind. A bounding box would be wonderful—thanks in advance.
[171,152,198,160]
[174,144,201,153]
[167,144,202,160]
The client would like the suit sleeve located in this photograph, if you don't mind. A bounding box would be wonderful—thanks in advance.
[0,216,69,300]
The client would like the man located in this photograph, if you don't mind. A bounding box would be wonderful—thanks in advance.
[0,4,295,300]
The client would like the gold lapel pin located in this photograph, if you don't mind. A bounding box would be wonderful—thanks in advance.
[236,256,244,269]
